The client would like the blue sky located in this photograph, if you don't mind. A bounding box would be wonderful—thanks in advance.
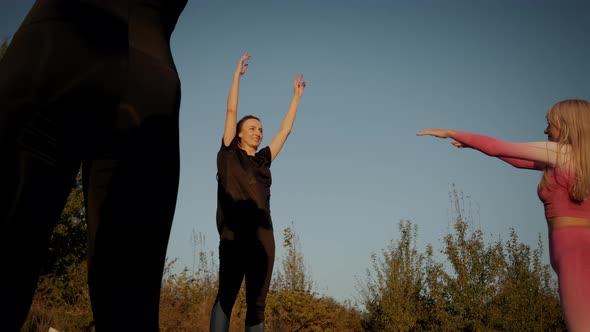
[2,0,589,304]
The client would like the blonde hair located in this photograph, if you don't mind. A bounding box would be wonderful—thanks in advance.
[540,99,590,201]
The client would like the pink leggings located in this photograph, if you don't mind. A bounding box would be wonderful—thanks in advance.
[550,226,590,331]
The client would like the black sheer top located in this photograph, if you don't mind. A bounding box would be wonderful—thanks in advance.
[216,137,273,234]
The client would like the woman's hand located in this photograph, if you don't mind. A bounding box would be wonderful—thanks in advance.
[293,74,306,97]
[417,128,467,148]
[235,53,251,76]
[416,128,456,139]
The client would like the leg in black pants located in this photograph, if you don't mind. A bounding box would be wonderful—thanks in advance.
[210,227,275,331]
[84,47,181,331]
[0,6,181,331]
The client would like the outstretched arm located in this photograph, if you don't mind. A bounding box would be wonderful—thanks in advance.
[268,74,306,161]
[223,53,251,146]
[497,157,545,170]
[416,128,567,168]
[448,139,545,170]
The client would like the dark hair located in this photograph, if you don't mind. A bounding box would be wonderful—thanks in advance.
[236,115,260,140]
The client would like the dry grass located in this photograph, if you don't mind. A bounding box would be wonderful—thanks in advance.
[24,263,361,332]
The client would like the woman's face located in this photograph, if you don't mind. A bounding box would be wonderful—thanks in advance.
[544,119,561,142]
[239,118,263,149]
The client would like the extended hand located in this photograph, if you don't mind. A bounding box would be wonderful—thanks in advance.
[294,74,306,97]
[417,129,468,148]
[416,128,455,139]
[236,53,251,76]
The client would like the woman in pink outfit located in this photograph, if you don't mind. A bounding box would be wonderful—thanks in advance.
[417,99,590,331]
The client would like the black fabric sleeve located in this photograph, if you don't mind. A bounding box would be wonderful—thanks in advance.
[257,146,272,168]
[220,136,239,152]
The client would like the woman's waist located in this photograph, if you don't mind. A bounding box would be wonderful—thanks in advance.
[20,1,179,67]
[24,0,184,24]
[23,0,128,26]
[547,216,590,231]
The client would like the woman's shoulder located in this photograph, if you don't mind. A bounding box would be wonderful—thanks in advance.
[256,146,272,164]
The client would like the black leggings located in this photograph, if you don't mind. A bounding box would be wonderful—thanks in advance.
[0,2,182,331]
[216,227,275,326]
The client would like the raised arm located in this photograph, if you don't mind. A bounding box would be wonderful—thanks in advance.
[223,53,251,146]
[268,74,306,161]
[416,128,568,168]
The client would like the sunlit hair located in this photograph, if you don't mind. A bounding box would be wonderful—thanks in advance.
[236,115,261,148]
[540,99,590,201]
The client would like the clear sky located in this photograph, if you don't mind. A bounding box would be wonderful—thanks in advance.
[2,0,589,304]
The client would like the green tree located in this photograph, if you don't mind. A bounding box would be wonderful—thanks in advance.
[359,220,426,331]
[488,231,565,331]
[273,222,313,293]
[44,169,87,277]
[422,242,456,330]
[437,187,505,330]
[423,186,564,330]
[359,185,565,331]
[265,223,364,331]
[30,169,89,310]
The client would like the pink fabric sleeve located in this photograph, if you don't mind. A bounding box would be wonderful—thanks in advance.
[452,131,546,170]
[498,157,544,170]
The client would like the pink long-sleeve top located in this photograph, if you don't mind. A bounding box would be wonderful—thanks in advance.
[452,131,590,219]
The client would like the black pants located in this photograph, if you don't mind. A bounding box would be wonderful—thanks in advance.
[0,2,181,331]
[216,226,275,326]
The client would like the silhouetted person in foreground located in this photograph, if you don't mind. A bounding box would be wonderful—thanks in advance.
[0,1,187,330]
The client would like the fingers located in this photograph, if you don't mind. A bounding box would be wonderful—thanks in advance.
[238,52,251,68]
[416,128,452,138]
[237,53,251,75]
[415,129,430,136]
[293,74,306,88]
[240,64,249,75]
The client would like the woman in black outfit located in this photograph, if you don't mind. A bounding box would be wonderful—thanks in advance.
[0,1,186,331]
[210,53,306,331]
